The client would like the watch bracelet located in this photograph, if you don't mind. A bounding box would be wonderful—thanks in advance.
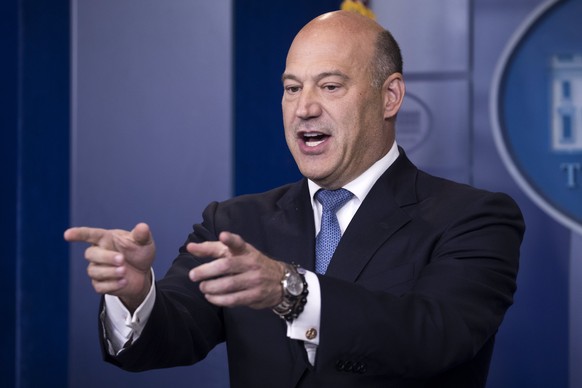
[273,263,309,321]
[279,279,309,321]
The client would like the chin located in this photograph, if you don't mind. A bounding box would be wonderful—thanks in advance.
[301,171,324,183]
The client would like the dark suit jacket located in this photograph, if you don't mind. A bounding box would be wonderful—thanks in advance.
[103,150,525,387]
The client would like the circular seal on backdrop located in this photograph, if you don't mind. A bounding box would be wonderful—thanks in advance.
[491,0,582,235]
[396,92,432,152]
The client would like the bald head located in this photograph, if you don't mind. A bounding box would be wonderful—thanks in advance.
[299,10,384,39]
[289,10,403,88]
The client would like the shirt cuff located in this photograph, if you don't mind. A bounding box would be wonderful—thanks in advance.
[286,270,321,345]
[101,269,156,355]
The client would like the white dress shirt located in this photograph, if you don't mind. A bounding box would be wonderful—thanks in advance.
[103,142,400,365]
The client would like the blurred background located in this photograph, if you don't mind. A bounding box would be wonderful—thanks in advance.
[2,0,581,387]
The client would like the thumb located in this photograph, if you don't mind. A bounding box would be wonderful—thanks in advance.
[131,223,153,246]
[219,231,247,255]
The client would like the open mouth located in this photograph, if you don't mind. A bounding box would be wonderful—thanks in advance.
[302,132,329,147]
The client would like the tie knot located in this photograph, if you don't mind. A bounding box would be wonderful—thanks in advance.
[316,189,353,213]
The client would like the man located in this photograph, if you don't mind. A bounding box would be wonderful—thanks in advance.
[65,10,524,387]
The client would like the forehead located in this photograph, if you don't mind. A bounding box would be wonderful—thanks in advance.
[284,27,374,78]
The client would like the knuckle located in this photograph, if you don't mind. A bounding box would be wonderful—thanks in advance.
[225,294,240,306]
[219,276,236,293]
[219,246,230,257]
[91,280,107,294]
[87,263,101,279]
[84,246,94,261]
[218,258,233,273]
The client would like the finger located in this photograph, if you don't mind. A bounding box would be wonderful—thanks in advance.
[64,227,108,245]
[204,291,244,307]
[187,240,230,260]
[91,277,128,295]
[198,272,246,295]
[204,287,276,309]
[87,262,126,282]
[189,258,232,282]
[85,245,124,266]
[219,232,248,255]
[198,258,286,309]
[131,223,153,246]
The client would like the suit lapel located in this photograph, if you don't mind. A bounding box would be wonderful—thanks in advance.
[260,179,316,272]
[326,151,419,282]
[259,179,315,383]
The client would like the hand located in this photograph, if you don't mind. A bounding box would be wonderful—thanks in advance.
[188,231,285,309]
[64,223,155,312]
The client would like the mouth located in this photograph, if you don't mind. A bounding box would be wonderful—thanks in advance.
[300,131,330,147]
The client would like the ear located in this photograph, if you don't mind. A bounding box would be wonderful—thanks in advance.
[382,72,405,120]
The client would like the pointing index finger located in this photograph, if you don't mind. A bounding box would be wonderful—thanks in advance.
[64,227,108,245]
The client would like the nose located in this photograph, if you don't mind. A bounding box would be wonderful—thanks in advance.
[295,87,322,120]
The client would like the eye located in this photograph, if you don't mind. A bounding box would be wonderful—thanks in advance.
[285,85,301,94]
[323,84,341,92]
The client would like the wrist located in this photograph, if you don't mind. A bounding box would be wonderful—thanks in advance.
[120,268,153,313]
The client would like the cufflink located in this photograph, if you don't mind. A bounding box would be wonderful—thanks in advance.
[305,328,317,340]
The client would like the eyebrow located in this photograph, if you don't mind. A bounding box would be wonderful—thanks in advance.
[281,71,350,84]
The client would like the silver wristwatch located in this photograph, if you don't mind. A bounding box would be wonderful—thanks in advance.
[272,263,308,321]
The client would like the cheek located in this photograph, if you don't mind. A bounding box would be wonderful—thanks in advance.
[283,129,295,152]
[282,109,293,135]
[281,100,291,119]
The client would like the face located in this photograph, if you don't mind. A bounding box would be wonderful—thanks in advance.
[282,16,398,189]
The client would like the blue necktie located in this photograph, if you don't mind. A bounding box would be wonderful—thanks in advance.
[315,188,354,274]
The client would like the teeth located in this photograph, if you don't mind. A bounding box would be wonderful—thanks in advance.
[301,132,327,147]
[306,139,324,147]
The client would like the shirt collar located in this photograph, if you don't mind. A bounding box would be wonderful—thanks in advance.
[308,141,400,204]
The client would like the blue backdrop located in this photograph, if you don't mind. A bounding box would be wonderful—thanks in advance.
[3,1,579,387]
[1,1,70,387]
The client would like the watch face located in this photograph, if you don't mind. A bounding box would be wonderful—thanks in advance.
[286,273,304,297]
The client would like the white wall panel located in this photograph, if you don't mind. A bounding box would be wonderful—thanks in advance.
[374,0,470,74]
[70,1,231,387]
